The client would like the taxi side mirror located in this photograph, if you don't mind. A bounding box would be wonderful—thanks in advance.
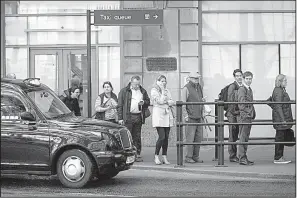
[20,111,36,122]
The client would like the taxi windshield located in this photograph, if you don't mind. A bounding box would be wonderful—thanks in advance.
[26,88,71,119]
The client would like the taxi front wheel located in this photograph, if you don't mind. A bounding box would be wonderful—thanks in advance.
[57,149,94,188]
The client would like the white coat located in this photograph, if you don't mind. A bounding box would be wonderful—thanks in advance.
[151,86,175,128]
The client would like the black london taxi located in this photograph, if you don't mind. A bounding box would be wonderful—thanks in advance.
[1,77,136,188]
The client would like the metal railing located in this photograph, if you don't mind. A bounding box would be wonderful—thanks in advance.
[175,100,296,167]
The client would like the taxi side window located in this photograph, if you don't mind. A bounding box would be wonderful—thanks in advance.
[1,93,27,120]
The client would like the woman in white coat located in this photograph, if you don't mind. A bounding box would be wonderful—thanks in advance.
[151,75,175,165]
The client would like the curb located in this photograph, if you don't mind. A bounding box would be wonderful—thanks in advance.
[131,165,296,180]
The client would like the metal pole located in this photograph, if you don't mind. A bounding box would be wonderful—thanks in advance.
[175,101,184,167]
[216,100,227,167]
[86,10,92,118]
[213,99,218,161]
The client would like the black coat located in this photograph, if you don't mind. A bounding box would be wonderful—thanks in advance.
[63,97,81,116]
[271,87,293,130]
[117,83,150,124]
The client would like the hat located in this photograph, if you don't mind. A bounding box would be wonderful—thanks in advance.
[188,72,201,79]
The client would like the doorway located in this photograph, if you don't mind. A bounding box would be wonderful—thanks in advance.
[29,49,96,117]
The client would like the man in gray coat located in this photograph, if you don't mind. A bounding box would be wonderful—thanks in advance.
[182,72,206,163]
[237,71,256,165]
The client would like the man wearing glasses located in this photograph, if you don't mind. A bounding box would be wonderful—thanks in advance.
[182,72,206,163]
[117,76,150,162]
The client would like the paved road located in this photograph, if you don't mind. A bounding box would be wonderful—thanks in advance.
[1,169,295,197]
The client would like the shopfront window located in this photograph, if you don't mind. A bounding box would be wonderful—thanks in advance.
[5,17,27,45]
[203,13,295,42]
[6,48,28,79]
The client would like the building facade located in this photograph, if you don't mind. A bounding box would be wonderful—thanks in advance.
[2,1,296,146]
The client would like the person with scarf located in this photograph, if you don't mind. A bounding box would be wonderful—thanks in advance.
[151,75,175,165]
[95,81,118,123]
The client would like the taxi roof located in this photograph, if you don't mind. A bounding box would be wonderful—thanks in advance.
[1,78,48,91]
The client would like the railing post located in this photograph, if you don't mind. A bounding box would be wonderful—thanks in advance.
[175,101,184,167]
[213,99,218,161]
[216,100,227,167]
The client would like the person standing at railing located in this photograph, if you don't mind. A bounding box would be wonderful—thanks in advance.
[237,71,256,166]
[226,69,243,163]
[151,75,175,165]
[271,74,293,164]
[182,71,206,163]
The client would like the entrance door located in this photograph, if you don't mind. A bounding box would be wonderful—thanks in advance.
[30,49,96,117]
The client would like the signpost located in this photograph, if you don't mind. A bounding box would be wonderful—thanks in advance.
[86,9,164,117]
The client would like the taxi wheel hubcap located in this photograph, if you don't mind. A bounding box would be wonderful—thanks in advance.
[62,156,86,182]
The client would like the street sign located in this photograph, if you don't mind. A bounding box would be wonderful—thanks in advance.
[146,57,177,71]
[94,9,163,26]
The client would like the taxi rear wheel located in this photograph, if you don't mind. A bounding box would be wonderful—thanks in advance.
[57,149,94,188]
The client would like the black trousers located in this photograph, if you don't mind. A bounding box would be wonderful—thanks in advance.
[275,129,286,160]
[125,113,142,156]
[227,116,239,159]
[155,127,170,155]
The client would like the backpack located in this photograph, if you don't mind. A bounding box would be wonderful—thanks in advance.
[218,82,239,111]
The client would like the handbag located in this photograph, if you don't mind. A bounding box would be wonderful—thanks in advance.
[144,108,151,118]
[284,129,296,147]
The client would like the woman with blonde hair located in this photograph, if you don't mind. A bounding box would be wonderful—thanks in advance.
[151,75,175,165]
[271,74,294,164]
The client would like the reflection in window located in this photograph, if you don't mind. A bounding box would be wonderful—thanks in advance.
[241,45,279,137]
[202,1,295,11]
[281,44,295,104]
[98,47,120,95]
[5,17,27,45]
[203,13,295,42]
[1,93,27,119]
[6,48,28,79]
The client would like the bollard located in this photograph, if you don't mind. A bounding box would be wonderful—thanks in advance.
[175,101,184,167]
[216,100,227,167]
[213,99,218,161]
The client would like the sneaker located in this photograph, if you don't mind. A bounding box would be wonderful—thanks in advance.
[192,157,204,163]
[229,157,239,163]
[274,157,291,164]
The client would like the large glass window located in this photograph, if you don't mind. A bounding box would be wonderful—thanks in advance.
[203,13,295,42]
[202,1,295,11]
[241,45,279,137]
[5,17,27,45]
[202,45,239,138]
[98,47,121,95]
[6,48,28,79]
[280,44,295,118]
[17,1,120,14]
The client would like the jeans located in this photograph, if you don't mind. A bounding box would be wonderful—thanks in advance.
[274,129,286,160]
[155,127,170,155]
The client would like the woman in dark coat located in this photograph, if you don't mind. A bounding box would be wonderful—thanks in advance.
[271,74,294,164]
[62,86,81,116]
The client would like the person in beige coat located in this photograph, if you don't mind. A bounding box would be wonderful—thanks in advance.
[151,75,175,165]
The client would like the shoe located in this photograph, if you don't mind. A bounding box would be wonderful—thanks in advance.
[162,155,170,165]
[192,157,203,163]
[185,158,196,163]
[229,157,239,163]
[239,159,254,166]
[154,155,162,165]
[135,156,143,162]
[274,157,291,164]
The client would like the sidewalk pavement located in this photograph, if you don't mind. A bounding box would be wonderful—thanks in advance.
[132,144,296,180]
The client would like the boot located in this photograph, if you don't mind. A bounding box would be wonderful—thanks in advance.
[162,155,170,165]
[154,155,162,165]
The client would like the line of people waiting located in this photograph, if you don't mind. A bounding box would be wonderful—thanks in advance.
[59,71,295,166]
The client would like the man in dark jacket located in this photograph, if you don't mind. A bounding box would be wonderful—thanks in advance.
[237,71,256,165]
[226,69,243,163]
[117,76,150,162]
[182,72,206,163]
